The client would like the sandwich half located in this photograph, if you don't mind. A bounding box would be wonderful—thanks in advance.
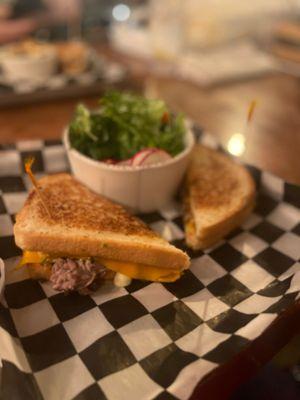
[14,173,189,293]
[184,144,255,250]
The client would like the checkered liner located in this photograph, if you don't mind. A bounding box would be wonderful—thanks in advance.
[0,131,299,400]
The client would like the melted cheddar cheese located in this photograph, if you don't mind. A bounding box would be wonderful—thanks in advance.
[18,251,48,266]
[99,259,180,282]
[19,251,181,282]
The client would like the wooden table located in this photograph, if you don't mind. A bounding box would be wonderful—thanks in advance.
[0,71,299,185]
[0,50,299,399]
[147,74,300,185]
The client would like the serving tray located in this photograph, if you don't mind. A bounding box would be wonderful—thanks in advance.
[0,131,299,400]
[0,51,126,108]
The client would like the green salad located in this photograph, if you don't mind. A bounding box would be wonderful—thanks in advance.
[69,91,186,162]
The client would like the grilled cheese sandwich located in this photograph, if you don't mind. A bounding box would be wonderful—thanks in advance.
[184,144,255,249]
[14,174,189,293]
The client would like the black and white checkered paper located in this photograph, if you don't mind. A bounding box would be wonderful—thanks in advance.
[0,132,299,400]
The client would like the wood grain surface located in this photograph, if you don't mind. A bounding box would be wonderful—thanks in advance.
[0,56,299,185]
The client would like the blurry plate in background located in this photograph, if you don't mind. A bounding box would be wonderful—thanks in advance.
[0,48,127,107]
[110,25,277,86]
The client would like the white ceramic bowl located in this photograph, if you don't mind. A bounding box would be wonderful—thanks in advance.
[63,126,195,213]
[0,49,57,83]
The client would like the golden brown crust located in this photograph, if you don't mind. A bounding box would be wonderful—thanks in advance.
[185,200,255,249]
[14,173,190,270]
[20,173,156,237]
[14,227,189,269]
[186,146,255,211]
[184,145,256,249]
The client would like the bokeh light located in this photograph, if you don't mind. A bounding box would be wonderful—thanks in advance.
[227,133,246,156]
[112,4,131,22]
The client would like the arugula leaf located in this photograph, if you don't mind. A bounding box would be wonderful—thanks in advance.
[69,91,185,161]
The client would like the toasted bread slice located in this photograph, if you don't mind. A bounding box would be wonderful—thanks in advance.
[14,174,189,270]
[184,145,255,249]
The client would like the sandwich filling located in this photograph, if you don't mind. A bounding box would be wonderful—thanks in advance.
[50,258,107,293]
[19,251,182,292]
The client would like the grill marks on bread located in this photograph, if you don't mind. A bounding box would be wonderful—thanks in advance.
[26,174,156,237]
[184,145,255,249]
[187,147,246,210]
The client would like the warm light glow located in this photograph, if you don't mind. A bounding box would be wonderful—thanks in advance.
[112,4,131,22]
[227,133,245,156]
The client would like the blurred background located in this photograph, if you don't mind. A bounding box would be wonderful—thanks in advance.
[2,0,300,51]
[2,0,300,92]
